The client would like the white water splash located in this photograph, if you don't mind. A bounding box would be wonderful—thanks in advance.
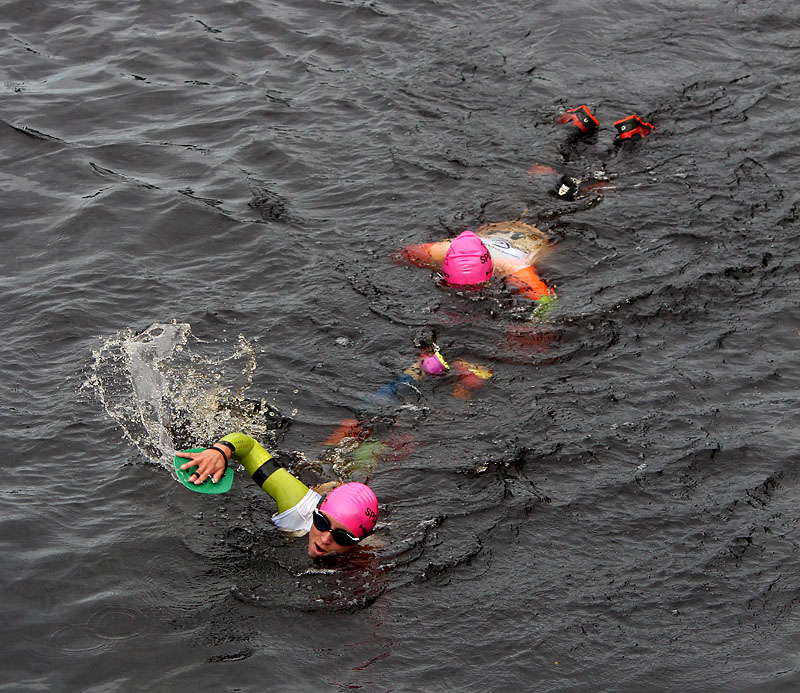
[86,321,287,473]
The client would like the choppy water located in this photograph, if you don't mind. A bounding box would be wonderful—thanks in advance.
[2,0,800,690]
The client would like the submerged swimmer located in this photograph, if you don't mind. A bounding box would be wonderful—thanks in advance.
[176,434,378,559]
[537,104,657,202]
[396,220,556,317]
[323,338,492,477]
[366,338,492,403]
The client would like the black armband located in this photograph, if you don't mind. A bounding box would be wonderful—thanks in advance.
[251,458,280,488]
[218,440,236,455]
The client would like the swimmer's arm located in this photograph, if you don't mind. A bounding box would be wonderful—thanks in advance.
[177,433,310,513]
[393,240,451,269]
[219,433,310,513]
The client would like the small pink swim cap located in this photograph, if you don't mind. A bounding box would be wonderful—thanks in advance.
[319,482,378,537]
[420,351,448,375]
[442,230,493,286]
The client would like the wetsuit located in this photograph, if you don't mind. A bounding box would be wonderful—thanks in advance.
[397,222,555,303]
[220,432,320,533]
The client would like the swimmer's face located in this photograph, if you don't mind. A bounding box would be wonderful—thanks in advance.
[307,510,357,559]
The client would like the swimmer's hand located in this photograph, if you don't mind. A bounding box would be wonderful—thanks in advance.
[176,447,228,485]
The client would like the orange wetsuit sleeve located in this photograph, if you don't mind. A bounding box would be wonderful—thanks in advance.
[505,265,553,301]
[394,241,451,269]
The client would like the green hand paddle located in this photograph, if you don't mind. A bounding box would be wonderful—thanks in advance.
[174,448,234,494]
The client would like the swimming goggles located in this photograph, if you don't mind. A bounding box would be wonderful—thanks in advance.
[312,508,362,546]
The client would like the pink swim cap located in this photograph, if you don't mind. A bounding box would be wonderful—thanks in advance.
[420,351,449,375]
[319,482,378,537]
[442,230,493,286]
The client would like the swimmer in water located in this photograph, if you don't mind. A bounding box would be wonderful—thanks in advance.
[176,434,378,559]
[365,336,491,404]
[395,220,556,319]
[539,104,657,202]
[397,106,655,320]
[175,341,491,559]
[322,337,492,478]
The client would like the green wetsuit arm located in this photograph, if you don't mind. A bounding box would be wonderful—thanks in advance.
[219,432,310,514]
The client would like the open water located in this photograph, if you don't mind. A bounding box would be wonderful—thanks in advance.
[2,0,800,691]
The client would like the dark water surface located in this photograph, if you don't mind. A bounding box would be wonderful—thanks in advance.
[2,0,800,690]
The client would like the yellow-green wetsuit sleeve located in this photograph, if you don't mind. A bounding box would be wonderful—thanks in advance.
[220,432,309,514]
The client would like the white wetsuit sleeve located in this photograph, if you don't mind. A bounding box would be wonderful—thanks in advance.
[271,488,321,534]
